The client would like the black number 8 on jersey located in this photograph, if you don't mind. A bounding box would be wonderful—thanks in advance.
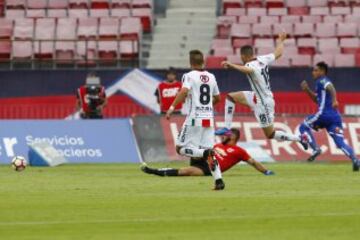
[199,84,211,105]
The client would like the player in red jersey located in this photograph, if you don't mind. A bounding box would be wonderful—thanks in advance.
[141,128,274,177]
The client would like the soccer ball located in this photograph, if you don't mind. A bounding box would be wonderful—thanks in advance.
[11,156,27,172]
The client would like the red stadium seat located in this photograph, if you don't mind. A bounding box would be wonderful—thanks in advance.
[315,23,336,38]
[265,0,284,8]
[301,15,322,23]
[254,38,274,48]
[56,18,77,40]
[340,38,360,54]
[90,9,110,17]
[272,56,290,67]
[273,23,293,36]
[225,8,246,17]
[0,40,11,61]
[132,0,153,9]
[91,0,110,9]
[27,0,47,9]
[27,9,47,18]
[244,0,263,8]
[98,41,118,64]
[69,9,89,18]
[205,56,227,69]
[99,18,120,39]
[233,38,253,50]
[111,8,131,18]
[6,9,25,19]
[48,0,68,9]
[308,0,328,7]
[6,0,26,9]
[331,6,351,15]
[297,37,317,55]
[230,24,251,40]
[119,40,138,59]
[337,23,358,37]
[55,41,76,65]
[69,0,89,9]
[211,39,232,51]
[226,54,242,64]
[0,19,13,39]
[294,23,314,37]
[329,0,347,7]
[120,17,142,40]
[35,18,56,40]
[213,47,234,57]
[47,9,67,18]
[256,47,274,54]
[334,54,355,67]
[78,18,98,39]
[260,16,279,24]
[318,38,340,54]
[286,0,306,7]
[310,7,330,15]
[238,15,258,24]
[216,16,237,38]
[288,7,309,15]
[111,0,131,9]
[344,15,360,23]
[12,41,32,59]
[268,7,287,16]
[76,40,97,66]
[34,41,54,60]
[323,15,343,23]
[14,18,34,40]
[132,8,153,32]
[281,15,300,24]
[222,0,243,14]
[252,23,272,37]
[353,7,360,15]
[290,55,312,66]
[313,54,335,66]
[247,8,267,16]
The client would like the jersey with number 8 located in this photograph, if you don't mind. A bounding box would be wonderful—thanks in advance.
[182,70,220,127]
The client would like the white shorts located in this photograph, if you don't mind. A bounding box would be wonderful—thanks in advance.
[176,124,215,149]
[243,91,275,128]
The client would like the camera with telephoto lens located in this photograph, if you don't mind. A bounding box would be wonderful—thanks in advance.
[85,84,103,113]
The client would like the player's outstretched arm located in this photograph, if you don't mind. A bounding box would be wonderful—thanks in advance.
[247,158,269,174]
[274,32,287,60]
[301,80,317,103]
[326,83,339,109]
[166,87,189,119]
[222,61,254,74]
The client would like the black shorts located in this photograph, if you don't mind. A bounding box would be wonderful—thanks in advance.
[190,158,211,176]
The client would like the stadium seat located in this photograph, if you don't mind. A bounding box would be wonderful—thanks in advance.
[273,23,293,36]
[310,7,330,15]
[307,0,328,7]
[111,8,131,18]
[329,0,347,7]
[120,17,142,40]
[12,41,32,59]
[132,0,153,9]
[56,18,77,40]
[290,54,312,66]
[78,18,98,39]
[256,47,274,55]
[27,9,47,18]
[132,8,153,32]
[225,8,246,17]
[353,7,360,15]
[76,40,97,66]
[230,24,251,40]
[334,54,355,67]
[0,40,11,61]
[91,0,110,9]
[34,41,54,60]
[272,56,290,67]
[222,0,243,14]
[344,15,360,23]
[260,16,279,24]
[55,41,76,65]
[340,37,360,54]
[98,41,118,64]
[35,18,56,40]
[99,18,120,39]
[233,38,253,50]
[205,56,226,69]
[27,0,47,9]
[318,38,340,54]
[286,0,306,7]
[217,16,237,38]
[323,15,343,23]
[213,47,234,57]
[247,8,267,16]
[265,0,284,8]
[315,23,336,38]
[69,9,89,18]
[47,9,67,18]
[301,15,322,23]
[238,15,258,24]
[48,0,68,9]
[226,54,242,64]
[111,0,131,9]
[252,23,272,37]
[5,9,26,19]
[288,7,309,15]
[294,23,314,37]
[69,0,89,9]
[119,40,138,59]
[0,19,13,39]
[281,15,300,23]
[90,9,110,17]
[254,38,274,48]
[313,54,335,66]
[337,23,358,37]
[6,0,26,9]
[14,18,34,40]
[331,6,351,15]
[244,0,263,8]
[211,39,232,51]
[297,37,317,55]
[268,7,287,15]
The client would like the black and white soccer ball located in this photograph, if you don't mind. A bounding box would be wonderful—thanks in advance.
[11,156,27,172]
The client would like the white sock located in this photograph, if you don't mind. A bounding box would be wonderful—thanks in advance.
[211,159,223,180]
[224,99,235,129]
[179,147,205,158]
[274,130,300,142]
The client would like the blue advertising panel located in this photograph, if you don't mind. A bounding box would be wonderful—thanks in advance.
[0,120,141,164]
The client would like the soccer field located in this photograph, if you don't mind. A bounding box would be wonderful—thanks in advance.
[0,163,359,240]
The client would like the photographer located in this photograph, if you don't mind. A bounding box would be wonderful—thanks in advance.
[76,73,107,119]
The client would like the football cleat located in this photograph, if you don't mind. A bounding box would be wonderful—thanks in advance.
[215,127,231,136]
[299,134,309,151]
[264,170,275,176]
[307,148,322,162]
[353,160,360,172]
[214,179,225,191]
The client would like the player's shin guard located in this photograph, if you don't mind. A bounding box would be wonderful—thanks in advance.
[299,123,318,151]
[273,130,300,142]
[179,147,205,158]
[224,98,235,129]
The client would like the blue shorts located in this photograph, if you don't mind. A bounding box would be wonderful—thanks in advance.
[305,114,343,134]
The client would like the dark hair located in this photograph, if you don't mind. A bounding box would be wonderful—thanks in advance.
[166,67,177,76]
[189,50,204,66]
[240,45,254,56]
[230,128,240,141]
[316,61,328,74]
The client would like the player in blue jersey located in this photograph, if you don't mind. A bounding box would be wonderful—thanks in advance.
[299,62,359,171]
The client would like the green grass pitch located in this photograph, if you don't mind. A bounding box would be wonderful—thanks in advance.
[0,163,359,240]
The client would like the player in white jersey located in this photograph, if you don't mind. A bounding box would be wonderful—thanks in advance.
[215,32,309,150]
[166,50,225,190]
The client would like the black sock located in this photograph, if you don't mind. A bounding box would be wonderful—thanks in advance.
[144,167,179,177]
